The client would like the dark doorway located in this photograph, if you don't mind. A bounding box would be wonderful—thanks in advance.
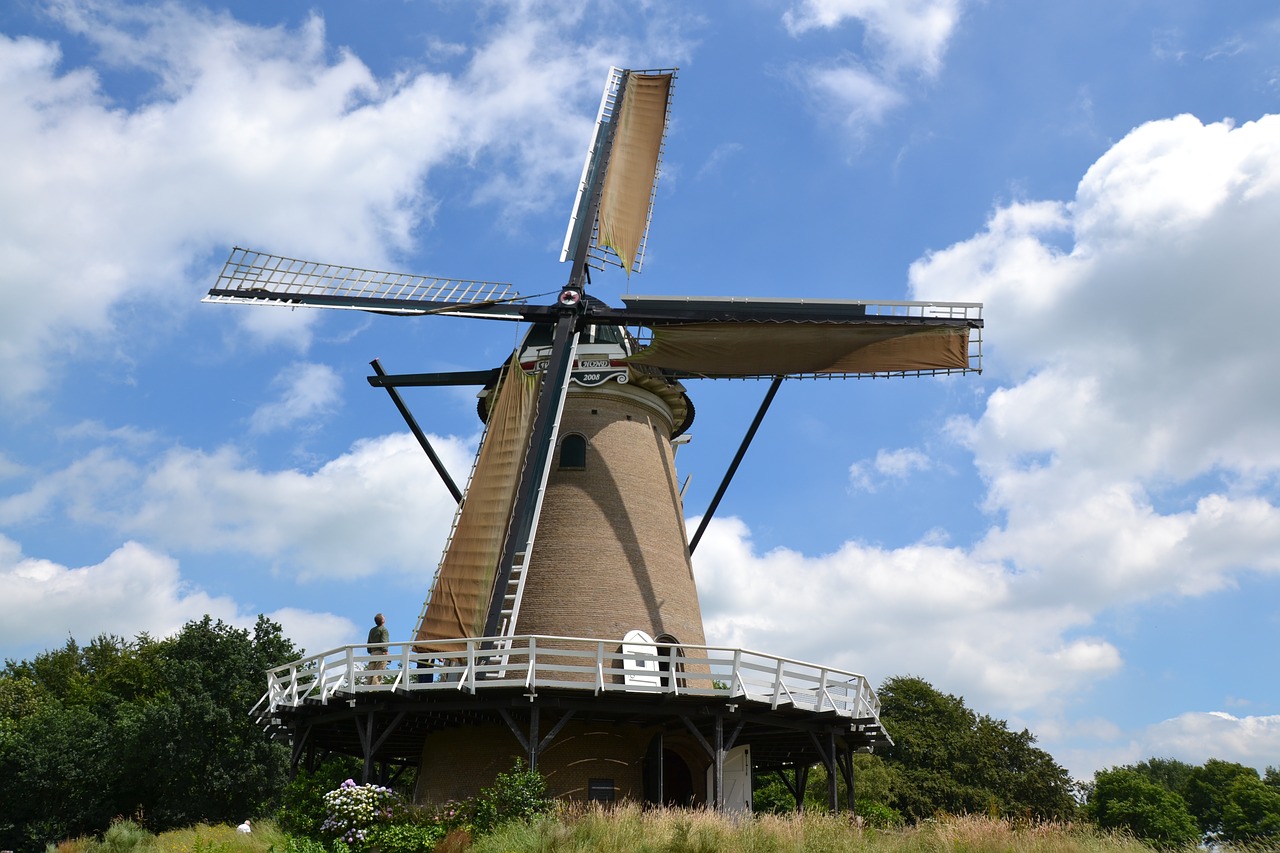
[663,749,695,807]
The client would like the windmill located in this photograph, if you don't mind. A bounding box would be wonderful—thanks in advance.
[211,68,982,810]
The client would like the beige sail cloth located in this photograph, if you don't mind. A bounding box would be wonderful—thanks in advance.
[597,73,672,274]
[625,323,971,377]
[415,355,541,652]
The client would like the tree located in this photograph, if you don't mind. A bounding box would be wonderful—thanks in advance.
[1086,767,1200,850]
[1220,774,1280,844]
[0,615,300,850]
[1126,757,1196,794]
[876,676,1076,821]
[1183,758,1259,836]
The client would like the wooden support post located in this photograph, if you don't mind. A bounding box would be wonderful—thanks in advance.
[713,714,725,811]
[528,706,541,770]
[827,730,839,812]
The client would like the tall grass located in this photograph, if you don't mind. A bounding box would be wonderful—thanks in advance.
[48,821,289,853]
[469,806,1174,853]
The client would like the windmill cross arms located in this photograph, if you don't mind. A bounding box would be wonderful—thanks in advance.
[201,247,529,318]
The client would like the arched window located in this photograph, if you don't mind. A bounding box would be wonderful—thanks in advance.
[559,433,587,469]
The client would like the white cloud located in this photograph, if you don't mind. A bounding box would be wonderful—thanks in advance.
[250,362,342,434]
[0,431,472,581]
[801,63,906,130]
[0,532,356,660]
[692,516,1120,715]
[781,0,962,131]
[783,0,963,76]
[850,446,932,491]
[0,534,234,647]
[262,607,359,659]
[1142,712,1280,773]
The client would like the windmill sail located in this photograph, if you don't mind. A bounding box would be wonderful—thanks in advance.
[414,355,540,652]
[596,72,673,274]
[561,68,674,276]
[623,296,983,378]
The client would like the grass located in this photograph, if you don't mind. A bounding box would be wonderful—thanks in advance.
[468,806,1167,853]
[48,821,290,853]
[55,810,1280,853]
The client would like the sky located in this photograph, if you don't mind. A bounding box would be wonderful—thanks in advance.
[2,0,1278,784]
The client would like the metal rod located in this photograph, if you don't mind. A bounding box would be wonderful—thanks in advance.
[688,375,784,554]
[370,359,463,504]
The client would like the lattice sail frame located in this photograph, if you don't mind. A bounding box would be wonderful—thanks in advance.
[203,247,521,315]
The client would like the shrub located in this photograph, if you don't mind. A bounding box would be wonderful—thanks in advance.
[320,780,405,849]
[97,819,155,853]
[364,823,445,853]
[275,759,364,839]
[855,799,904,829]
[470,761,554,835]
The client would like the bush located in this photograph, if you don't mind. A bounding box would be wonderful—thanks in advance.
[320,780,406,849]
[364,823,445,853]
[855,799,904,829]
[275,758,364,839]
[96,820,155,853]
[470,761,554,835]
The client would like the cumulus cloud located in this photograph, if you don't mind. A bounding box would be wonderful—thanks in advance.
[692,516,1120,715]
[1,431,472,581]
[0,532,355,659]
[249,362,342,434]
[783,0,963,76]
[1143,712,1280,773]
[782,0,963,131]
[849,447,932,491]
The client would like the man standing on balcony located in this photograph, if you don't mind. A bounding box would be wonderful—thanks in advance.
[366,612,390,684]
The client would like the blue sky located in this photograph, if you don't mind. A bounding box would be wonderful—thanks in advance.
[2,0,1279,783]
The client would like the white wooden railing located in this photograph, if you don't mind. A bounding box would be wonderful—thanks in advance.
[259,635,881,722]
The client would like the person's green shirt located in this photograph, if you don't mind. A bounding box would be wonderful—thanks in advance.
[367,623,389,653]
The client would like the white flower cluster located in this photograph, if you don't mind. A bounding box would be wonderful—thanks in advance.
[321,778,401,847]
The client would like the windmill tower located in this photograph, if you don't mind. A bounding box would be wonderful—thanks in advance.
[210,68,983,810]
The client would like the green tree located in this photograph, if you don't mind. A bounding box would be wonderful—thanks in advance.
[876,676,1076,821]
[1220,774,1280,843]
[1126,756,1196,794]
[1086,767,1200,850]
[1183,758,1259,836]
[0,615,300,850]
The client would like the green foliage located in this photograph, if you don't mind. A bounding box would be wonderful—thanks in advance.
[0,616,301,851]
[1220,773,1280,843]
[855,799,904,829]
[274,836,329,853]
[363,822,445,853]
[1182,758,1260,836]
[95,820,155,853]
[876,676,1078,822]
[1086,767,1199,850]
[274,757,365,839]
[470,760,555,835]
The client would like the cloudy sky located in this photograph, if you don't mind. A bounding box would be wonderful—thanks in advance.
[3,0,1279,782]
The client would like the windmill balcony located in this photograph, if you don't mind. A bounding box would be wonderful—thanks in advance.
[258,635,884,724]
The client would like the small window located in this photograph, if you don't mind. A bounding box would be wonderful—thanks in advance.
[559,434,587,469]
[587,778,616,802]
